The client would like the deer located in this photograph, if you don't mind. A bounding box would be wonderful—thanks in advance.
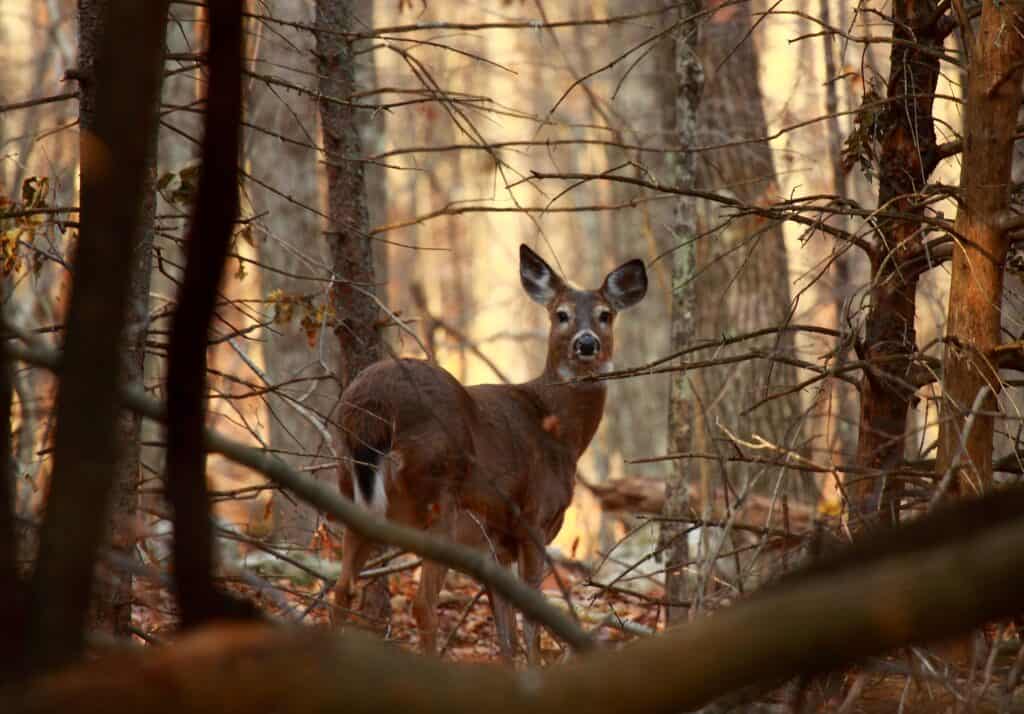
[332,244,647,661]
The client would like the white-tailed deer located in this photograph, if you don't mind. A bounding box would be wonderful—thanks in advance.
[333,244,647,660]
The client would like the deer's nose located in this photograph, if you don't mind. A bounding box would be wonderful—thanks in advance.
[574,332,600,358]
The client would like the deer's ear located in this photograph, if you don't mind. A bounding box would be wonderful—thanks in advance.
[602,259,647,311]
[520,244,564,305]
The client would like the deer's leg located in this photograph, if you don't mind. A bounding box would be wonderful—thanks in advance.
[332,526,374,625]
[488,587,518,660]
[412,559,449,654]
[518,540,548,665]
[413,497,457,655]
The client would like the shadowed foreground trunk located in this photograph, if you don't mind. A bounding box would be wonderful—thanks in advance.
[78,0,165,640]
[23,0,170,676]
[162,0,258,628]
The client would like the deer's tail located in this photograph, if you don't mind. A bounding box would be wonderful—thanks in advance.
[341,395,394,517]
[350,442,388,516]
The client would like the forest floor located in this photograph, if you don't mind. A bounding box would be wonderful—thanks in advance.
[131,554,663,664]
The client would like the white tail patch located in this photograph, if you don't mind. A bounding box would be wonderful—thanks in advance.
[354,456,390,516]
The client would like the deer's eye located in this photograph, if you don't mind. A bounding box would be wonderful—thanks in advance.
[598,310,612,325]
[555,309,571,324]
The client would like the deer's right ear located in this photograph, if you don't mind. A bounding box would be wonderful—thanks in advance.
[520,244,563,305]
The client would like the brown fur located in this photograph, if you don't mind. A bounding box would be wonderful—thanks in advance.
[332,245,647,660]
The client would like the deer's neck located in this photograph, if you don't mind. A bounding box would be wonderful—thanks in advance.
[525,371,607,459]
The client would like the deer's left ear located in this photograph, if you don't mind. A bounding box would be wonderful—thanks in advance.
[602,259,648,311]
[520,244,565,305]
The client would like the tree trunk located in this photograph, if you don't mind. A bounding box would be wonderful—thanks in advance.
[78,0,163,640]
[162,0,258,629]
[661,0,704,625]
[936,2,1024,492]
[316,0,381,383]
[315,0,389,624]
[850,0,943,526]
[25,0,170,675]
[690,0,804,500]
[818,0,857,470]
[247,3,339,546]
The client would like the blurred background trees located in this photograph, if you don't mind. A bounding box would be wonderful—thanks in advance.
[5,0,1024,710]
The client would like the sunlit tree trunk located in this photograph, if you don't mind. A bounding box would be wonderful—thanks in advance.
[690,0,802,504]
[818,0,857,473]
[936,2,1024,493]
[661,0,703,625]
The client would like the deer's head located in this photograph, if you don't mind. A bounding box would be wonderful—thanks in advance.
[519,244,647,380]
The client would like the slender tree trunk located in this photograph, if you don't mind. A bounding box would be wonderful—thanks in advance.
[163,0,258,629]
[315,0,389,624]
[661,0,704,625]
[850,0,942,526]
[316,0,381,384]
[820,0,856,461]
[78,0,163,639]
[936,2,1024,492]
[0,333,20,685]
[354,0,389,349]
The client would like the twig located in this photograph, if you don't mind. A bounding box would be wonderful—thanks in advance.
[439,587,485,658]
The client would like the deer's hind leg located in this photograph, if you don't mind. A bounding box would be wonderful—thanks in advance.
[332,526,375,626]
[411,491,458,655]
[488,588,518,660]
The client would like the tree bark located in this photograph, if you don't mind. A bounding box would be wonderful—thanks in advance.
[315,0,388,624]
[817,0,858,473]
[24,0,170,675]
[248,3,340,547]
[661,0,704,625]
[316,0,381,384]
[935,2,1024,492]
[850,0,943,526]
[690,0,803,501]
[78,0,163,640]
[0,335,21,685]
[162,0,258,629]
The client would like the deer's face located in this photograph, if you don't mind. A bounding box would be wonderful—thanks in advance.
[519,244,647,379]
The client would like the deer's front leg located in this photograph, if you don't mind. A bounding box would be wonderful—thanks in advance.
[517,540,548,665]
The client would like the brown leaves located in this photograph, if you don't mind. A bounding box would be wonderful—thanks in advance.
[0,176,54,276]
[157,163,201,208]
[266,288,336,348]
[841,80,884,182]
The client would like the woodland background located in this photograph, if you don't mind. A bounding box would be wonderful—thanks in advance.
[4,0,1024,712]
